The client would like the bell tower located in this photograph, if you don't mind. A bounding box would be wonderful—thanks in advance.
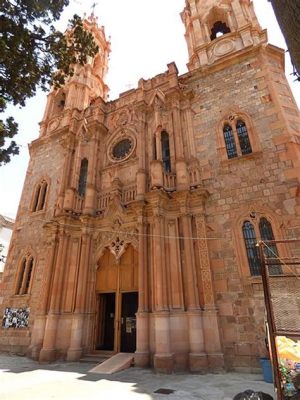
[181,0,267,71]
[40,15,110,134]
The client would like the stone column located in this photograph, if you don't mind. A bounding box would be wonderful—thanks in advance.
[39,230,69,362]
[84,134,98,214]
[57,139,73,215]
[181,214,200,310]
[231,1,247,27]
[28,229,58,360]
[203,23,211,43]
[195,214,224,370]
[67,229,91,361]
[150,160,163,189]
[136,112,147,200]
[182,103,196,159]
[155,130,162,161]
[136,169,146,199]
[135,214,150,367]
[181,211,208,371]
[172,101,189,191]
[64,141,82,211]
[152,213,173,372]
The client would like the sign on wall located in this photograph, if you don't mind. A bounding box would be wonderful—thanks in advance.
[2,307,30,328]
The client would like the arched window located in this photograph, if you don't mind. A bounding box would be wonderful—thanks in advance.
[223,124,237,159]
[78,158,88,197]
[259,218,282,275]
[32,180,48,212]
[161,131,171,172]
[221,117,253,160]
[16,258,26,295]
[236,120,252,155]
[242,217,282,276]
[16,255,34,295]
[210,21,231,40]
[32,184,41,212]
[242,221,260,276]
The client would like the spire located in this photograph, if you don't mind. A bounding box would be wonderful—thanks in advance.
[181,0,267,71]
[40,15,110,130]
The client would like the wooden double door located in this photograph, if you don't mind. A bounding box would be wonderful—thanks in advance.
[95,246,139,353]
[96,291,138,353]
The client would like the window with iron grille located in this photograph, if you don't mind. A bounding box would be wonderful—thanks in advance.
[242,218,282,276]
[223,124,238,159]
[236,120,252,155]
[259,218,282,275]
[222,119,252,159]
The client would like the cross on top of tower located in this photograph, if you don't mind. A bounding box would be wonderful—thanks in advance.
[91,2,97,15]
[87,1,99,23]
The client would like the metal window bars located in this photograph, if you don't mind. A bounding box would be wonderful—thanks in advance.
[258,239,300,400]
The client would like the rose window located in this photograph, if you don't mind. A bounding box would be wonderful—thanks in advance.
[111,138,133,160]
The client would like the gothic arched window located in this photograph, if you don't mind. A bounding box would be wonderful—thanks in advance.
[242,217,282,276]
[161,131,171,172]
[242,221,260,276]
[78,158,88,197]
[223,124,237,159]
[16,255,34,295]
[32,180,48,212]
[259,218,282,275]
[222,118,253,160]
[236,120,252,155]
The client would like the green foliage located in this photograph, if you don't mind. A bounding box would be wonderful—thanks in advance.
[0,0,99,165]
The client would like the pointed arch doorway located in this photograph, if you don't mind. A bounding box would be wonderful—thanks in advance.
[95,245,138,353]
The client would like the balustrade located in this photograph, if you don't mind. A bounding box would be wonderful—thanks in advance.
[163,172,177,191]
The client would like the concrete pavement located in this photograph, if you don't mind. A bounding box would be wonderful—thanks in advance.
[0,353,275,400]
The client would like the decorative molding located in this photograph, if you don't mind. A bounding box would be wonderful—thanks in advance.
[95,224,139,265]
[194,214,215,306]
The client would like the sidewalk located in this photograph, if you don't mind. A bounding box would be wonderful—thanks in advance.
[0,354,275,400]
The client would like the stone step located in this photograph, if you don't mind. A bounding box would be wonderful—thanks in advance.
[88,353,134,374]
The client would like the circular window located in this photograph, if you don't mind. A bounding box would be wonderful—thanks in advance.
[112,138,133,160]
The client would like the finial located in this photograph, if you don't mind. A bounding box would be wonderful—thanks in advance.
[91,2,97,15]
[87,1,99,23]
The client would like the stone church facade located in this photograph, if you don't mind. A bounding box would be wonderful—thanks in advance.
[1,0,299,373]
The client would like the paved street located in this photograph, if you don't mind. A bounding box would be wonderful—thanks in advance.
[0,354,275,400]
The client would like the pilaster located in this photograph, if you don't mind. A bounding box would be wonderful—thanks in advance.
[67,226,91,361]
[39,228,70,362]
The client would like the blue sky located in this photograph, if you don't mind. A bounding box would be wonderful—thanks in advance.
[0,0,299,219]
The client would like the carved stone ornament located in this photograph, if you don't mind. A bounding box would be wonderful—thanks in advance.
[79,125,92,143]
[48,118,60,132]
[116,110,129,126]
[109,236,126,262]
[213,38,235,57]
[95,226,139,265]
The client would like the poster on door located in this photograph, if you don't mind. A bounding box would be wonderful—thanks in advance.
[2,307,30,329]
[125,317,136,333]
